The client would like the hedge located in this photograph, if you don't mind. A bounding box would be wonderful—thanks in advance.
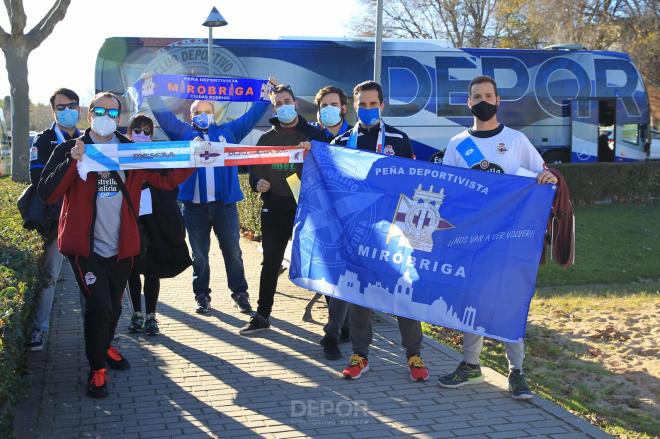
[0,177,43,437]
[236,162,660,235]
[552,161,660,206]
[237,174,262,240]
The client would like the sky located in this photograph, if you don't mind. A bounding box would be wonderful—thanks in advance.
[0,0,362,104]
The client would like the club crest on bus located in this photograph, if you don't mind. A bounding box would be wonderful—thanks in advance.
[387,184,454,252]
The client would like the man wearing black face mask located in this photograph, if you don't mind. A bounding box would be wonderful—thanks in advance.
[439,75,557,400]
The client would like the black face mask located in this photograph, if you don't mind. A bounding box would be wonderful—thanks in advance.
[470,100,498,122]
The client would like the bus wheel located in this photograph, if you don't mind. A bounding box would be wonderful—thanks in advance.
[543,150,570,164]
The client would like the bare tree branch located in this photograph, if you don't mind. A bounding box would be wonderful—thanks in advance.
[26,0,71,50]
[5,0,27,35]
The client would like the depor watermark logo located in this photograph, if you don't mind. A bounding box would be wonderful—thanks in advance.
[290,399,370,426]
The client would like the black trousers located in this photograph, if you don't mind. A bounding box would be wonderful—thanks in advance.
[70,253,132,370]
[256,207,295,318]
[128,270,160,314]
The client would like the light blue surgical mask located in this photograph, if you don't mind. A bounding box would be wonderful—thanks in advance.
[276,104,297,124]
[56,108,79,128]
[358,107,381,126]
[192,112,213,130]
[319,106,341,127]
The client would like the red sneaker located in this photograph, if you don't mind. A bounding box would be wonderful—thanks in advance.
[342,354,369,379]
[408,354,429,382]
[87,368,108,399]
[106,346,131,371]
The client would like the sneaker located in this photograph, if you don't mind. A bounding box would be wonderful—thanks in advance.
[323,337,342,361]
[408,354,430,382]
[339,326,350,343]
[231,293,253,314]
[106,346,131,371]
[26,329,45,352]
[87,368,108,399]
[238,313,270,335]
[508,369,533,400]
[127,312,144,333]
[144,314,159,336]
[437,362,484,388]
[342,354,369,379]
[195,295,210,314]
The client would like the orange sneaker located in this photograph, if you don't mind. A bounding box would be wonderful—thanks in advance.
[87,368,108,399]
[106,346,131,371]
[342,354,370,379]
[408,354,429,382]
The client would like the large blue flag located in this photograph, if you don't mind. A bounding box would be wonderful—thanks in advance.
[290,143,555,343]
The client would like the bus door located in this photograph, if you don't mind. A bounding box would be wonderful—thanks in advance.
[570,99,599,162]
[597,100,616,162]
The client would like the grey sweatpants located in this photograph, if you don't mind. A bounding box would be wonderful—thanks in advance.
[463,332,525,371]
[349,303,423,358]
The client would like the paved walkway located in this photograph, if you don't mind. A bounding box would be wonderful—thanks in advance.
[14,238,610,439]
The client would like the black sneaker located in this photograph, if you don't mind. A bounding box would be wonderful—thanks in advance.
[26,329,45,352]
[239,314,270,335]
[127,312,144,333]
[323,337,342,361]
[231,293,253,314]
[339,326,350,343]
[144,314,159,336]
[87,369,108,399]
[437,362,484,388]
[106,346,131,371]
[195,295,210,314]
[508,369,533,400]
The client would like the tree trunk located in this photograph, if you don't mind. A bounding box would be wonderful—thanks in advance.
[4,44,30,183]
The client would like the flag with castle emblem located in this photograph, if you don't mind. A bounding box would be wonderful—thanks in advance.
[290,142,556,343]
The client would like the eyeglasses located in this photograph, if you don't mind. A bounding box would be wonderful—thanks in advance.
[54,102,79,111]
[90,106,120,119]
[132,127,152,135]
[192,110,213,116]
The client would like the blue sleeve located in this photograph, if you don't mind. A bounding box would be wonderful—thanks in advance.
[221,101,269,143]
[147,94,193,141]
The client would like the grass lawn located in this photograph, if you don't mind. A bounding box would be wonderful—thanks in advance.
[426,202,660,439]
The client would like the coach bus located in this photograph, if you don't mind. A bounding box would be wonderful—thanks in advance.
[95,37,651,163]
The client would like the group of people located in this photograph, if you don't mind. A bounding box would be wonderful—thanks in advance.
[28,74,556,400]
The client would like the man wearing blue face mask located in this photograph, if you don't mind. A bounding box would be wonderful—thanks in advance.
[147,77,277,315]
[25,88,82,352]
[331,80,428,383]
[240,84,326,335]
[312,85,352,141]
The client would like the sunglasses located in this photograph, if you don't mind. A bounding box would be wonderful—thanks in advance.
[192,110,212,116]
[91,106,120,119]
[54,102,79,111]
[132,127,152,135]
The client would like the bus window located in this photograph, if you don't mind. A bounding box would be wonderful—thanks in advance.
[621,123,639,146]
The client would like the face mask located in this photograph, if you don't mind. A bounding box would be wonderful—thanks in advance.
[470,100,498,122]
[319,106,341,127]
[357,107,381,126]
[91,115,117,137]
[56,108,79,128]
[192,112,213,130]
[276,104,297,124]
[131,132,151,143]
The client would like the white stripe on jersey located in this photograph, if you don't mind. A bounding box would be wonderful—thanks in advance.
[192,173,201,203]
[205,167,216,203]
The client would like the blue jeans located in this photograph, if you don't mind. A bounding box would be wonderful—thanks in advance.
[182,201,248,299]
[32,239,64,332]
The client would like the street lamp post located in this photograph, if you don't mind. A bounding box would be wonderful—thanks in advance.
[202,7,228,76]
[374,0,384,83]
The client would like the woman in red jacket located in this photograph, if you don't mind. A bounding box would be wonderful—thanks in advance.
[38,92,193,399]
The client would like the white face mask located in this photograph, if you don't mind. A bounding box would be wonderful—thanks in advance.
[91,115,117,137]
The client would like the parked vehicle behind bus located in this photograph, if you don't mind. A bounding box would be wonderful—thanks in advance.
[95,37,651,163]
